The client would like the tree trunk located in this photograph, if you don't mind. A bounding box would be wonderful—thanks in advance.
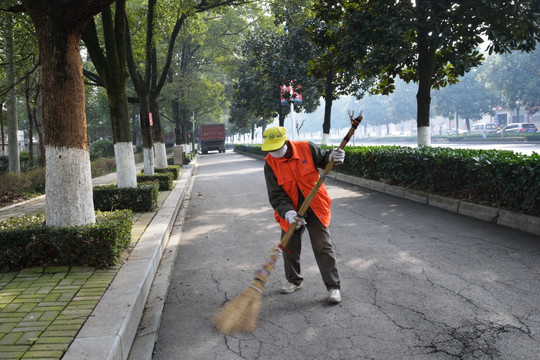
[24,78,34,168]
[6,12,20,173]
[321,70,334,145]
[1,103,4,154]
[169,70,182,145]
[139,94,155,175]
[150,96,168,168]
[22,0,115,226]
[415,4,435,146]
[455,111,459,136]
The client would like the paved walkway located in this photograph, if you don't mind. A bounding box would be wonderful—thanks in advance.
[0,163,193,360]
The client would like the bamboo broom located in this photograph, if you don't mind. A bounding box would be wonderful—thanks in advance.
[214,113,363,334]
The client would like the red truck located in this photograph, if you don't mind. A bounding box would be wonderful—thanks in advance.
[199,123,226,154]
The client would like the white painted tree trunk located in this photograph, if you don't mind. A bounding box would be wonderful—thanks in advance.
[45,146,95,226]
[418,126,431,146]
[143,147,155,175]
[154,141,168,169]
[114,142,137,188]
[321,133,329,146]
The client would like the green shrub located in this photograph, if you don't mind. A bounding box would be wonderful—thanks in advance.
[155,165,180,180]
[0,153,38,174]
[337,145,540,216]
[0,210,132,271]
[235,144,540,216]
[0,167,46,198]
[137,172,174,191]
[93,182,159,212]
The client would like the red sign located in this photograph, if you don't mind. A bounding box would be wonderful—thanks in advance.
[280,84,302,105]
[149,113,153,126]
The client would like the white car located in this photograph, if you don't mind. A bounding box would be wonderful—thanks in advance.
[470,123,499,134]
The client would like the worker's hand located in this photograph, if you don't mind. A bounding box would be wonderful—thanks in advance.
[330,148,345,165]
[285,210,306,230]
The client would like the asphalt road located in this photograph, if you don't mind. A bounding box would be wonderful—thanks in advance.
[154,151,540,360]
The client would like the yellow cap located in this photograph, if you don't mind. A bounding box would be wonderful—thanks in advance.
[261,126,287,151]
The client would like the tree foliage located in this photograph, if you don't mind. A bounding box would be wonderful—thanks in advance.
[479,48,540,115]
[311,0,539,144]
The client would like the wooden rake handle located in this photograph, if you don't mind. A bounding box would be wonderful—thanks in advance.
[279,113,363,250]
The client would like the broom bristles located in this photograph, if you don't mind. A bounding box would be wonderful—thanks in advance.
[214,286,262,334]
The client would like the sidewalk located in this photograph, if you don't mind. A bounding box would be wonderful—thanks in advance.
[0,158,197,360]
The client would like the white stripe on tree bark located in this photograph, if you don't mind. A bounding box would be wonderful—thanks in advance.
[154,142,168,169]
[418,126,431,146]
[114,142,137,188]
[321,133,329,146]
[45,146,95,226]
[143,147,155,175]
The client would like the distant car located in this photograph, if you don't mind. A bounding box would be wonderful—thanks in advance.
[447,128,468,135]
[498,123,538,134]
[470,123,499,134]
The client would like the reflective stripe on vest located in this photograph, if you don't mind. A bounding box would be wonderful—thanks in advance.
[265,141,331,231]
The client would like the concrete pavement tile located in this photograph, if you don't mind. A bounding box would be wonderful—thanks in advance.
[28,343,69,351]
[23,349,64,358]
[56,293,76,303]
[32,306,63,312]
[22,312,43,322]
[0,348,29,359]
[35,287,55,295]
[12,295,45,303]
[34,336,72,345]
[41,294,60,303]
[39,330,76,338]
[0,296,16,305]
[0,332,23,345]
[18,269,42,275]
[0,313,25,321]
[39,311,59,322]
[15,332,40,346]
[15,304,36,313]
[12,322,51,332]
[1,303,21,312]
[43,267,70,274]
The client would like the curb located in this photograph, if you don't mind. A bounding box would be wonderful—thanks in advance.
[62,156,198,360]
[331,171,540,237]
[127,164,196,360]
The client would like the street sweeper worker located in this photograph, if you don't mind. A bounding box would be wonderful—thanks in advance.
[261,126,344,303]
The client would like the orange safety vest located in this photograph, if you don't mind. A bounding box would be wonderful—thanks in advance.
[265,141,331,231]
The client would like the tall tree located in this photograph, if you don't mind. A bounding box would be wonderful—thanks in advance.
[432,69,495,134]
[82,0,137,188]
[313,0,539,145]
[126,0,242,174]
[479,49,540,118]
[21,0,114,226]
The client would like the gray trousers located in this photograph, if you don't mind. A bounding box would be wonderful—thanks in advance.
[281,210,340,290]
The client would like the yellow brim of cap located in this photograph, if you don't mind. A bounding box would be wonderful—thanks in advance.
[261,140,285,152]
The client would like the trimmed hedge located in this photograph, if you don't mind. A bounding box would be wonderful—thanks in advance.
[0,210,132,271]
[137,172,174,191]
[155,165,180,180]
[94,182,159,212]
[234,144,540,216]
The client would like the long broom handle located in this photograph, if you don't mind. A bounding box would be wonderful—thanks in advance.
[279,113,363,250]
